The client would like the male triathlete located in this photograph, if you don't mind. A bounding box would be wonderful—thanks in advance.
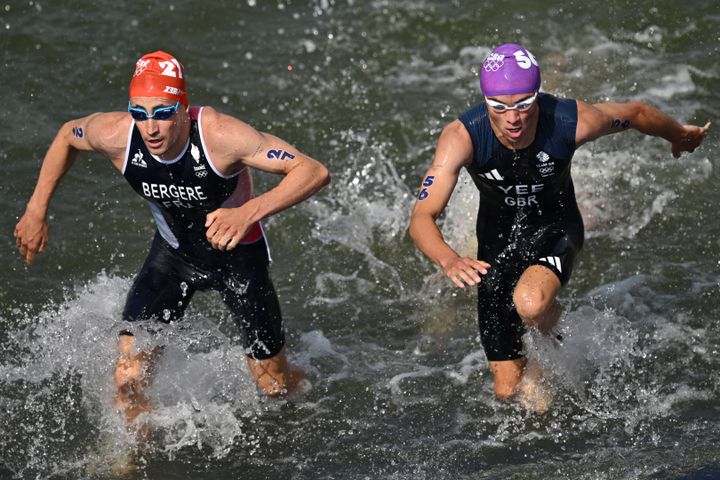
[409,43,710,410]
[15,51,330,424]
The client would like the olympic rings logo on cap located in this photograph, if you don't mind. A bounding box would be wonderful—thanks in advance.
[483,53,505,72]
[134,59,150,77]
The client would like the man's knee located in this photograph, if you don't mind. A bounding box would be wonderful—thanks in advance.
[514,264,561,325]
[513,286,550,323]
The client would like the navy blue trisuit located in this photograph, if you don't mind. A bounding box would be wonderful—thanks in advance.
[120,106,284,360]
[458,93,584,361]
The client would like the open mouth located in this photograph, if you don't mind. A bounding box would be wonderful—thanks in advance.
[146,138,164,149]
[507,126,523,138]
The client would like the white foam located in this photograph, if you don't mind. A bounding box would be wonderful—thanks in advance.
[440,169,480,258]
[632,25,664,44]
[646,65,697,99]
[572,146,713,239]
[295,330,353,382]
[0,272,282,475]
[387,365,440,403]
[443,349,486,385]
[306,129,416,299]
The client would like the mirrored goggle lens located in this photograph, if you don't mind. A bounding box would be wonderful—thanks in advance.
[486,94,537,112]
[151,105,179,120]
[128,108,150,121]
[487,100,509,112]
[514,98,536,111]
[127,102,179,121]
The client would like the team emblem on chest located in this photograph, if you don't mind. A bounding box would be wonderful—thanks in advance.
[536,150,555,178]
[131,149,147,168]
[190,143,207,178]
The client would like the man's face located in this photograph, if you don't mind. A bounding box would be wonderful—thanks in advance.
[485,92,539,147]
[128,97,189,159]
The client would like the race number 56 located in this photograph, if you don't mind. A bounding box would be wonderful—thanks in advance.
[418,175,435,200]
[513,49,538,70]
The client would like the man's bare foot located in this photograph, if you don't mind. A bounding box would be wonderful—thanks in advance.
[109,451,139,477]
[517,377,553,413]
[114,335,160,430]
[246,348,307,397]
[516,359,554,413]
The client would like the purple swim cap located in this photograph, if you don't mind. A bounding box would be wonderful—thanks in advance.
[480,44,541,97]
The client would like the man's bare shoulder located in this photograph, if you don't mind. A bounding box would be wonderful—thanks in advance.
[434,119,473,167]
[443,119,472,139]
[198,106,252,133]
[83,112,133,151]
[197,106,262,159]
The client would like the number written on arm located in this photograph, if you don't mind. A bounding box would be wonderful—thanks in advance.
[418,175,435,200]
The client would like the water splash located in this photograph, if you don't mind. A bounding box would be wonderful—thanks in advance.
[0,272,276,478]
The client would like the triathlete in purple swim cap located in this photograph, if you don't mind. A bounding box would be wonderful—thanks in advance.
[409,42,711,412]
[480,43,541,97]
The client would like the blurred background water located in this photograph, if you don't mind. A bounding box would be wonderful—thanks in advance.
[1,0,719,478]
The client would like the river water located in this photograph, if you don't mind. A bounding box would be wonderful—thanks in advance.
[1,1,719,479]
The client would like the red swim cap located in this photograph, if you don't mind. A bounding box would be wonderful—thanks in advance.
[129,51,188,104]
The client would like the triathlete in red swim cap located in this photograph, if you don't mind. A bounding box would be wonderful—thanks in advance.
[15,50,330,428]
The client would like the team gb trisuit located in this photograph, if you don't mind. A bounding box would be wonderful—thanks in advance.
[120,106,284,360]
[458,93,584,361]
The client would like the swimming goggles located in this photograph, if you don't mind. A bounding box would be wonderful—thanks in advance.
[127,101,181,121]
[484,93,538,113]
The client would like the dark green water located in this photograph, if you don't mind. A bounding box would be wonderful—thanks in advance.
[1,1,719,478]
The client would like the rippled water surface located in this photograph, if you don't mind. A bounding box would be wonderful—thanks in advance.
[1,1,719,478]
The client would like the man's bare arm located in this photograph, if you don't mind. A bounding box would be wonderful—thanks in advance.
[199,108,331,250]
[575,99,710,157]
[14,112,130,264]
[409,120,490,288]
